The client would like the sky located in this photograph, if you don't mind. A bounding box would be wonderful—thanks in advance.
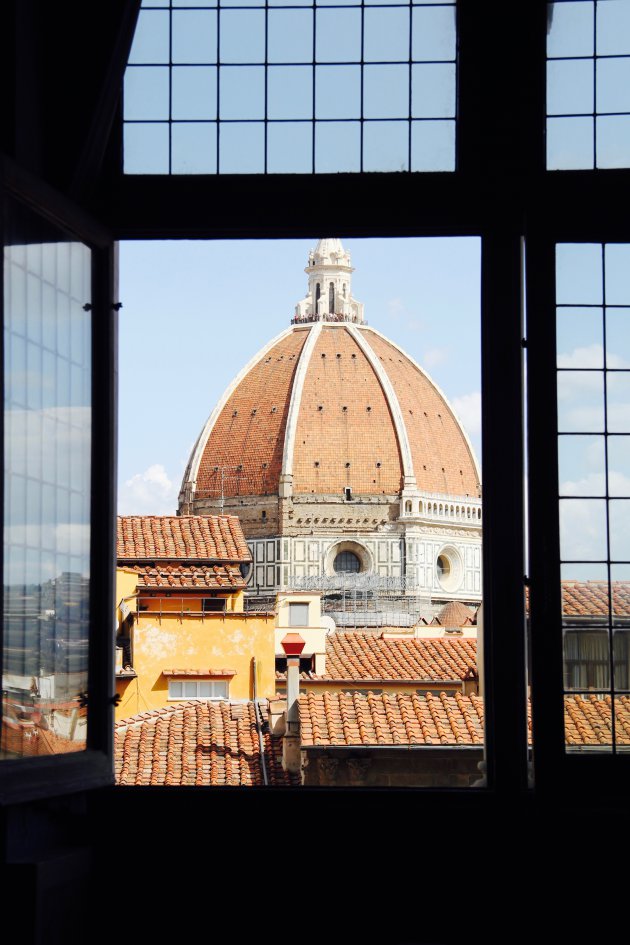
[118,237,482,516]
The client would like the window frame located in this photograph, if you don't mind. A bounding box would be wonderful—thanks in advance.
[5,1,630,804]
[0,158,117,803]
[167,678,229,701]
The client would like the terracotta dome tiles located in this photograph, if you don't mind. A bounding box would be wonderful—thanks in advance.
[361,329,480,497]
[196,329,309,499]
[292,326,403,495]
[186,323,480,503]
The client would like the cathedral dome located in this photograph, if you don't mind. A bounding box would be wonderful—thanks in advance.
[178,239,480,533]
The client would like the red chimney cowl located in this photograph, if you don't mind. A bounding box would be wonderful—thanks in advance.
[281,632,306,656]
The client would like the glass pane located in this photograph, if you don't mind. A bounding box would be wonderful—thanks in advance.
[605,245,630,305]
[172,123,217,174]
[563,630,610,690]
[219,122,265,173]
[172,11,218,64]
[609,499,630,560]
[556,308,603,368]
[124,123,170,174]
[412,6,456,61]
[614,629,630,690]
[183,681,197,698]
[411,120,455,171]
[558,435,606,496]
[268,122,312,173]
[596,115,630,168]
[124,67,170,120]
[612,566,630,617]
[412,64,456,118]
[363,66,409,119]
[556,244,602,304]
[559,498,608,560]
[561,564,609,621]
[268,10,313,64]
[169,680,183,698]
[608,437,630,496]
[547,1,594,58]
[364,9,410,63]
[547,58,594,115]
[607,373,630,434]
[605,308,630,366]
[220,11,265,64]
[315,66,361,119]
[128,10,170,64]
[199,681,213,697]
[597,0,630,56]
[172,67,217,120]
[219,67,266,120]
[268,67,313,120]
[316,10,362,63]
[547,116,594,169]
[363,121,409,172]
[2,198,91,759]
[556,370,605,432]
[315,121,360,171]
[597,57,630,113]
[565,693,613,753]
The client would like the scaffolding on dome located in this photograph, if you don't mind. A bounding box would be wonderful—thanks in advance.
[289,573,428,629]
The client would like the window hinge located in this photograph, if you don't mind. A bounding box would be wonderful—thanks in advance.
[112,302,123,311]
[521,337,527,348]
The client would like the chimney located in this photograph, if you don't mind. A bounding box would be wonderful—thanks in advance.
[280,632,305,774]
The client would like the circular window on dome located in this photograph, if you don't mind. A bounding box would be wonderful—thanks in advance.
[435,546,463,592]
[334,551,361,574]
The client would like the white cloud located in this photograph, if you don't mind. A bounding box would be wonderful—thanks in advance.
[557,343,604,369]
[451,391,481,437]
[118,464,179,516]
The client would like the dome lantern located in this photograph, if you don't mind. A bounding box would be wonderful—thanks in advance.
[294,237,365,325]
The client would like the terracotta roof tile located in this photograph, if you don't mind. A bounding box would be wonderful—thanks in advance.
[306,632,477,683]
[298,691,485,747]
[560,581,630,620]
[564,694,630,747]
[117,515,251,563]
[114,701,298,787]
[130,563,246,589]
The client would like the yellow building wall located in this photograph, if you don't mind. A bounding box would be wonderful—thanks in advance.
[115,610,276,721]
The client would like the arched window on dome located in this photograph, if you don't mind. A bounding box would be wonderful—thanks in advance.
[333,551,361,574]
[329,282,335,313]
[405,500,412,515]
[315,282,321,316]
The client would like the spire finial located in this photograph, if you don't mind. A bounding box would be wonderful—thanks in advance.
[293,238,365,325]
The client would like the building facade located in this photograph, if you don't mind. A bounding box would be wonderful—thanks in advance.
[179,239,482,621]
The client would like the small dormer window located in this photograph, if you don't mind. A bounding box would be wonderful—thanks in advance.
[289,602,309,627]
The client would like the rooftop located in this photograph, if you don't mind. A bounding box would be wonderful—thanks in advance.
[114,700,298,786]
[117,515,251,563]
[277,632,478,683]
[298,691,485,747]
[130,563,246,590]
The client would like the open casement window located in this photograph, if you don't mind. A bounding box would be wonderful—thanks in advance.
[0,163,117,802]
[5,2,630,805]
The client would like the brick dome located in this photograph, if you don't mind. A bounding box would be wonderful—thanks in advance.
[179,321,480,508]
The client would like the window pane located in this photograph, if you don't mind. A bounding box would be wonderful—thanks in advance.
[289,602,309,626]
[2,198,91,759]
[125,0,457,174]
[547,1,630,169]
